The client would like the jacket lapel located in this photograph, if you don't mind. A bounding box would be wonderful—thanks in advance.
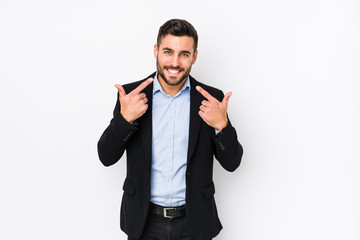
[187,76,203,162]
[139,73,156,167]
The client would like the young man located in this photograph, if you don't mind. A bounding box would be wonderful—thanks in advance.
[98,19,243,240]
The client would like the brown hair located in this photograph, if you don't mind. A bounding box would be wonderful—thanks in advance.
[157,19,198,51]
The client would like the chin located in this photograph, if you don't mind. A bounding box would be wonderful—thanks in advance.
[164,75,187,86]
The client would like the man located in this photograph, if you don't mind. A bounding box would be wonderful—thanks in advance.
[97,19,243,240]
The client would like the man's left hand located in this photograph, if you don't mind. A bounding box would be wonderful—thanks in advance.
[196,86,232,132]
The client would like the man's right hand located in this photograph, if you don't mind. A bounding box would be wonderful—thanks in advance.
[114,77,153,123]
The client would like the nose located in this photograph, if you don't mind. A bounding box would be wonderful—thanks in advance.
[170,55,180,68]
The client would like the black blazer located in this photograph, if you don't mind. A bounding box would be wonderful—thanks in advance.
[97,72,243,239]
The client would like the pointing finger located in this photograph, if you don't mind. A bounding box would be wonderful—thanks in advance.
[222,92,232,106]
[115,84,126,97]
[196,86,216,102]
[132,77,154,95]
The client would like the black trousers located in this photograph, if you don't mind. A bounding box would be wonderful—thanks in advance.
[128,212,207,240]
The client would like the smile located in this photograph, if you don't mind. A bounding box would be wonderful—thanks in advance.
[166,68,182,76]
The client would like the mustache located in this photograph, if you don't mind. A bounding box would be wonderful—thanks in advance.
[165,66,183,70]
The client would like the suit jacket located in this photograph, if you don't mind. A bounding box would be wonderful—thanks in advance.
[97,72,243,239]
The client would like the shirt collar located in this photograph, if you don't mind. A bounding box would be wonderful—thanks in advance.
[153,72,191,97]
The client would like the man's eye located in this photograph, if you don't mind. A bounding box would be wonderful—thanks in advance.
[164,51,171,54]
[182,53,189,57]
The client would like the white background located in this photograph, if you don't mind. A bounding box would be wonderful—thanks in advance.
[1,0,359,239]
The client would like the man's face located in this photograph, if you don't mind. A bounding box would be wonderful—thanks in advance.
[154,34,198,86]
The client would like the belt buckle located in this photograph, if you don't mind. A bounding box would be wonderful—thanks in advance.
[163,207,175,218]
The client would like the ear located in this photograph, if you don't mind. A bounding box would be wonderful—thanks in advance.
[154,44,158,59]
[192,50,198,65]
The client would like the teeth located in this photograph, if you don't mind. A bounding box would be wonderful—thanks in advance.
[168,69,179,74]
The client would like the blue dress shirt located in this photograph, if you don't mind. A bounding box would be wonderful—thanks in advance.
[150,74,190,207]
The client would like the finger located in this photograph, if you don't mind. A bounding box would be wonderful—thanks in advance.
[142,104,149,113]
[138,93,146,100]
[196,86,217,102]
[199,105,207,112]
[142,97,148,104]
[132,77,154,95]
[115,84,126,97]
[201,100,210,107]
[198,110,205,120]
[222,92,232,106]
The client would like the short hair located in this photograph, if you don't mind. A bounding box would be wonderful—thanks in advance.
[157,19,198,52]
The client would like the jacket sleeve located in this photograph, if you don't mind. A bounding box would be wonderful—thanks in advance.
[97,93,138,166]
[212,90,243,172]
[212,119,243,172]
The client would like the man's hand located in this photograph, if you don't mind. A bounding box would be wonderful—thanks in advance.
[196,86,232,132]
[115,78,153,123]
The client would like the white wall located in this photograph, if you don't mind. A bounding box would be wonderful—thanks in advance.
[1,0,359,239]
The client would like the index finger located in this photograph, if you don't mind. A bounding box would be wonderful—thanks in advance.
[196,86,217,102]
[132,77,154,94]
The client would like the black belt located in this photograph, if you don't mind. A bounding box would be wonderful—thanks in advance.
[150,203,186,218]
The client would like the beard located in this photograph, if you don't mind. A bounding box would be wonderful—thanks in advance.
[156,57,192,86]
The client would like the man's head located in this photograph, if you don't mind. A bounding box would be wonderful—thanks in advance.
[154,19,198,89]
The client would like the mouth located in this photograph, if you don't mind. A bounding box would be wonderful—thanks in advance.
[166,68,182,77]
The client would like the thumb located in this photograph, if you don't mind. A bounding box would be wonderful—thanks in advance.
[115,84,126,98]
[222,92,232,106]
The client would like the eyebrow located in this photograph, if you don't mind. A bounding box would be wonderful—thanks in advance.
[162,47,191,55]
[181,50,191,55]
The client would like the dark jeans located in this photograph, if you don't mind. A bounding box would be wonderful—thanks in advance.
[128,212,192,240]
